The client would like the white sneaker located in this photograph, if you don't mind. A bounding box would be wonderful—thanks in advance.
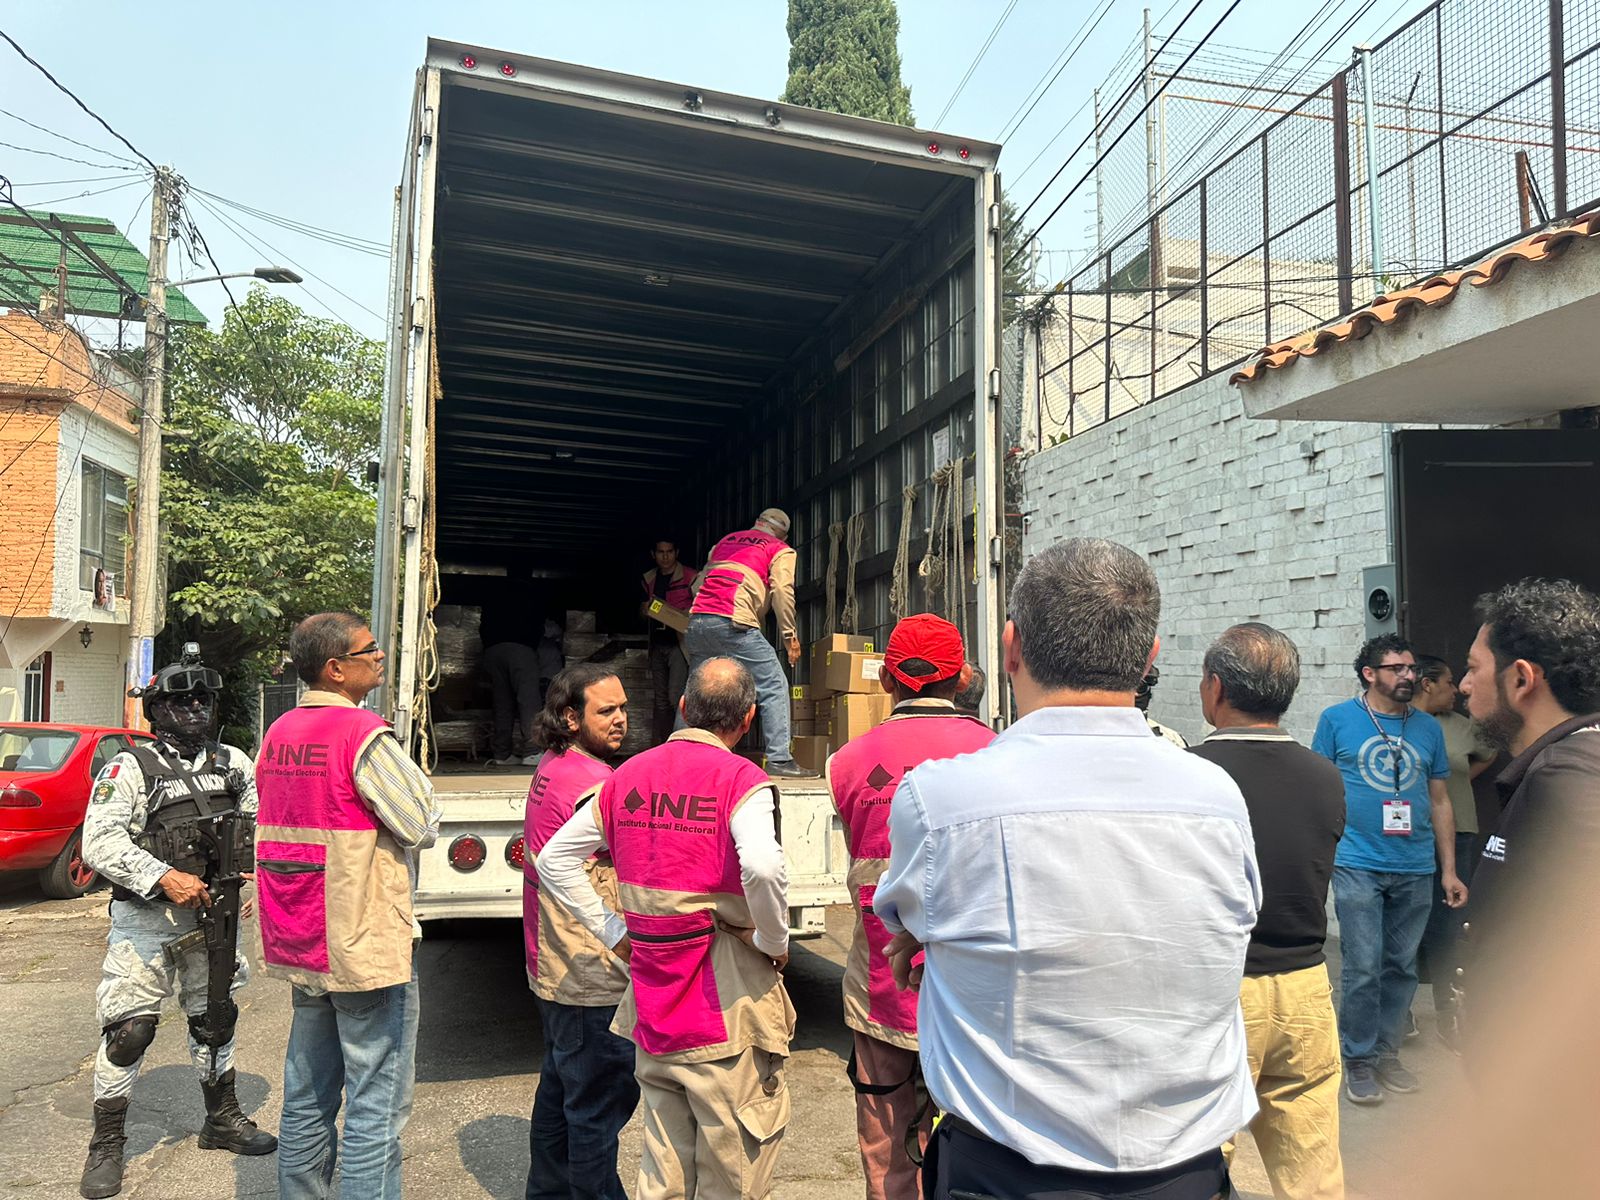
[521,754,540,766]
[485,756,517,767]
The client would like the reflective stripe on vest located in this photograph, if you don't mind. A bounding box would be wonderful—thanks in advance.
[523,748,625,1004]
[255,704,412,992]
[598,734,785,1059]
[828,708,995,1047]
[690,529,789,619]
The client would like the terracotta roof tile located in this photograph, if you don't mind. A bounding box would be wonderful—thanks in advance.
[1230,209,1600,385]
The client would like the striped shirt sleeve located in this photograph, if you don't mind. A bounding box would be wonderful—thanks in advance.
[354,732,442,851]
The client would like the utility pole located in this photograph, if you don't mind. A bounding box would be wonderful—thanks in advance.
[1093,86,1107,287]
[1143,8,1165,394]
[125,166,175,728]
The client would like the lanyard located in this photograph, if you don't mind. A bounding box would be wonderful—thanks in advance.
[1359,696,1409,796]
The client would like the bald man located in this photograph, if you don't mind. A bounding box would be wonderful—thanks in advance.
[539,657,795,1199]
[684,509,808,778]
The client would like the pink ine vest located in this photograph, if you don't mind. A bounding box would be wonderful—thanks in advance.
[255,704,414,992]
[523,748,619,1002]
[597,736,779,1059]
[642,566,698,612]
[828,708,995,1047]
[690,529,789,619]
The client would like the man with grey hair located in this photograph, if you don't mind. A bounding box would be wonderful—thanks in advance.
[952,662,986,716]
[685,508,808,777]
[1192,623,1346,1200]
[876,538,1260,1200]
[539,657,794,1199]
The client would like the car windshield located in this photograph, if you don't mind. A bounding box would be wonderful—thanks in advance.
[0,728,80,773]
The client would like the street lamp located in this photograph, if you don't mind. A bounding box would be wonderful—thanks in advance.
[172,265,304,287]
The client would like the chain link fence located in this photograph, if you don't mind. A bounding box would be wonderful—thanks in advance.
[1022,0,1600,446]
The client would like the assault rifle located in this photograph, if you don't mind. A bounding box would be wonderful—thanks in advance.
[159,764,256,1071]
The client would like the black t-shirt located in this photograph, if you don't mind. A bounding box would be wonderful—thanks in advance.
[1190,729,1346,976]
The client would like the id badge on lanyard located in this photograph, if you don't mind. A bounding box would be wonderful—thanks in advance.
[1382,799,1412,835]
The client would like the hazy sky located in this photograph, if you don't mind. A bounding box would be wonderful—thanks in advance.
[2,0,1418,341]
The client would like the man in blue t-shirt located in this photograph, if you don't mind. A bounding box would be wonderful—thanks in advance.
[1313,634,1466,1106]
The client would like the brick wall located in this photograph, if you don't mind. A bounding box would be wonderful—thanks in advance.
[1020,374,1390,745]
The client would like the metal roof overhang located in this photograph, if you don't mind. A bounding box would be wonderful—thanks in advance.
[1237,234,1600,425]
[429,51,989,568]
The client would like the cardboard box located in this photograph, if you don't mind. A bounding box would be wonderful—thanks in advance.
[789,735,833,775]
[829,692,894,742]
[640,598,689,634]
[565,610,597,634]
[821,650,886,695]
[790,684,830,703]
[808,634,875,687]
[791,716,816,737]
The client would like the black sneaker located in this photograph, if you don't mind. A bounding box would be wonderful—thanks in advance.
[1376,1055,1420,1094]
[1344,1061,1383,1105]
[766,760,814,779]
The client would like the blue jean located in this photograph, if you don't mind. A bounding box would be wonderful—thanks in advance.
[526,999,640,1200]
[681,614,793,764]
[1332,866,1432,1064]
[279,973,420,1200]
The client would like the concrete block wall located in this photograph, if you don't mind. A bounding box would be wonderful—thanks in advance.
[45,633,130,727]
[1020,374,1390,745]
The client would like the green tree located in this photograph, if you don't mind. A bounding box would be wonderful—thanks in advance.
[781,0,914,125]
[158,286,382,744]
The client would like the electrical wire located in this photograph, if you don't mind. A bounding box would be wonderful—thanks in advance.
[186,192,385,327]
[26,178,144,210]
[0,104,143,168]
[192,188,387,256]
[932,0,1020,128]
[995,0,1122,145]
[5,173,138,189]
[1007,0,1249,269]
[0,137,134,171]
[0,30,159,171]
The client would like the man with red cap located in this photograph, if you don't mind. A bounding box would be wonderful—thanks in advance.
[826,614,994,1200]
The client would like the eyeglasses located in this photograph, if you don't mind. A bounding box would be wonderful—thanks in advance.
[1373,663,1417,676]
[335,644,382,661]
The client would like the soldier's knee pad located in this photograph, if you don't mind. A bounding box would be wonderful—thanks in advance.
[104,1015,158,1067]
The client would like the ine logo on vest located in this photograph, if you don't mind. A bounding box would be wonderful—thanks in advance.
[261,741,332,778]
[619,786,720,835]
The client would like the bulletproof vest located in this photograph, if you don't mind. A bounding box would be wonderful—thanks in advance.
[112,745,251,902]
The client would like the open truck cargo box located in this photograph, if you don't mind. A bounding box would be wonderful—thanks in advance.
[371,42,1004,924]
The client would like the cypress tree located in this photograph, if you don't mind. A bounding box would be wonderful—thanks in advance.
[781,0,914,126]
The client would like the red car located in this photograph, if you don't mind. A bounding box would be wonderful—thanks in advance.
[0,723,157,898]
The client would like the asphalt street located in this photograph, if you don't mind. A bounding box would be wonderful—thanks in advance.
[0,877,1467,1199]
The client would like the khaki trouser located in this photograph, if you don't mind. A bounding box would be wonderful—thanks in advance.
[851,1031,930,1200]
[1227,962,1345,1200]
[635,1045,790,1200]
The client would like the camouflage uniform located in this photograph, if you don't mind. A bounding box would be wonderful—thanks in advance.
[82,740,256,1101]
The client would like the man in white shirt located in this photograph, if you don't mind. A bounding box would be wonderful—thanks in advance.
[877,537,1261,1200]
[538,658,794,1200]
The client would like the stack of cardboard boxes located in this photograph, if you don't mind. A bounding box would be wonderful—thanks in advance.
[789,634,893,773]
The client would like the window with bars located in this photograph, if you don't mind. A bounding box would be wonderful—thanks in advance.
[23,654,48,721]
[79,460,128,592]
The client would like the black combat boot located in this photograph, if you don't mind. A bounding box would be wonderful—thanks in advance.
[79,1096,129,1199]
[198,1069,278,1155]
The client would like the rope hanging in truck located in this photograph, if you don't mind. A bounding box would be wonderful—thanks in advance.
[840,513,866,634]
[824,521,843,635]
[415,262,443,773]
[889,484,919,621]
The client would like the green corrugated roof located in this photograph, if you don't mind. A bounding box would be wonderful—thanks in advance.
[0,208,206,325]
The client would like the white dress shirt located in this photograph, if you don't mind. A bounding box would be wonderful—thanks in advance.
[875,704,1261,1172]
[537,784,790,958]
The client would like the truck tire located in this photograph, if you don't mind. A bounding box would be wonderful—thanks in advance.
[38,826,99,899]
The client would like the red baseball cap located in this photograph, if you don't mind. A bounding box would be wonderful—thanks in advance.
[883,614,965,692]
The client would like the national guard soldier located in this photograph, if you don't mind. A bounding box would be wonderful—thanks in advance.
[78,645,276,1199]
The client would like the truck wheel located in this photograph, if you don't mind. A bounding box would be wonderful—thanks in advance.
[38,827,99,899]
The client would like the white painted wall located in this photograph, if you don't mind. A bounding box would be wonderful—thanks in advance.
[51,402,137,627]
[1020,374,1392,745]
[40,631,129,727]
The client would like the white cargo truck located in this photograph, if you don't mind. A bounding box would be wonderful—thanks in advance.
[369,40,1006,929]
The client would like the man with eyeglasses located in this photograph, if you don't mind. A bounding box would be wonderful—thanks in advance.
[255,612,441,1199]
[1312,634,1465,1105]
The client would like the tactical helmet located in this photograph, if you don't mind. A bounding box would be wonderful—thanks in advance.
[129,642,222,721]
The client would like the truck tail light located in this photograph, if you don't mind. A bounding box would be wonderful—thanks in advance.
[506,835,526,870]
[926,141,941,155]
[448,835,486,873]
[958,146,971,160]
[500,61,516,77]
[460,54,477,69]
[0,785,42,807]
